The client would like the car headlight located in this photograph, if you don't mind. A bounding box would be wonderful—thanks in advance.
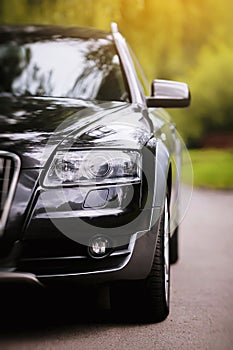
[43,150,141,187]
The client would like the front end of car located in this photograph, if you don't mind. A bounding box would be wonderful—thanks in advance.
[0,98,163,287]
[0,22,192,324]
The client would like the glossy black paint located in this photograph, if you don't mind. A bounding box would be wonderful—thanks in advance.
[0,96,137,168]
[0,24,184,286]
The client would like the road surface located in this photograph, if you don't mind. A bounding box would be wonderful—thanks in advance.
[1,188,233,350]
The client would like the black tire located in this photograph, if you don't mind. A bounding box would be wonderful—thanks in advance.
[110,195,170,323]
[170,227,179,264]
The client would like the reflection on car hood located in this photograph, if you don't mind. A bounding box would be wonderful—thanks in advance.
[0,95,151,168]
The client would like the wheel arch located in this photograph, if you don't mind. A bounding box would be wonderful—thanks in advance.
[153,140,172,209]
[167,163,172,206]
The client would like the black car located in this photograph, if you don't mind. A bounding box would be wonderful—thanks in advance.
[0,23,190,322]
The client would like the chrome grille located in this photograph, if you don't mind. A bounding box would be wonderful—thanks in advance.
[0,151,20,236]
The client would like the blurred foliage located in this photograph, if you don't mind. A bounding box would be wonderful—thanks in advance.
[173,44,233,146]
[187,149,233,189]
[0,0,233,146]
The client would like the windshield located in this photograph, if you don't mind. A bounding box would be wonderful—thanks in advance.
[0,34,129,102]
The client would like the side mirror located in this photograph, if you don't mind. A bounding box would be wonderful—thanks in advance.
[146,79,191,108]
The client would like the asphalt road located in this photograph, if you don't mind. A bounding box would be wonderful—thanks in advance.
[1,188,233,350]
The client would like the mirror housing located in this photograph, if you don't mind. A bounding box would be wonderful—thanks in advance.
[146,79,191,108]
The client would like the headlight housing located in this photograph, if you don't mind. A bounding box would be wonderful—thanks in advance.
[43,149,141,187]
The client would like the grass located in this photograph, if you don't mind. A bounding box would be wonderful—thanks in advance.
[186,148,233,190]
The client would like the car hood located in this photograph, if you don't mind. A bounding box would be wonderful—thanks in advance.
[0,95,152,168]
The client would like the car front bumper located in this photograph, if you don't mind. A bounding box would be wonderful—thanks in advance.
[0,207,161,287]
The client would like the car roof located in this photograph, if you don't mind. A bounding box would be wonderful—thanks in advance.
[0,24,112,43]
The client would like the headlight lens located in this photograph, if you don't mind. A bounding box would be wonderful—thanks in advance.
[43,150,141,186]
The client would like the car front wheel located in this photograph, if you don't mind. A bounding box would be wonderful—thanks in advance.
[110,194,170,323]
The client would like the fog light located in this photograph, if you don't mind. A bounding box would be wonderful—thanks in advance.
[88,236,112,259]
